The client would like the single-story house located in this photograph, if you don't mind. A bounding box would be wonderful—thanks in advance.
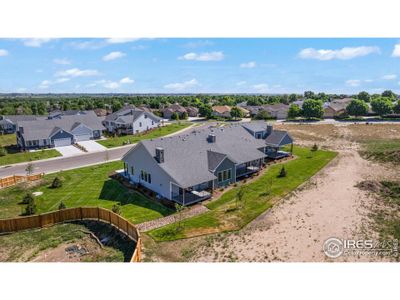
[0,115,40,134]
[16,111,105,150]
[323,102,347,118]
[48,110,87,120]
[186,106,199,117]
[122,121,293,205]
[93,108,110,117]
[212,105,232,118]
[245,104,289,120]
[162,103,187,119]
[104,105,162,135]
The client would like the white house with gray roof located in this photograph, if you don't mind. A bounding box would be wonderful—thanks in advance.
[16,111,105,150]
[104,105,162,135]
[122,122,293,205]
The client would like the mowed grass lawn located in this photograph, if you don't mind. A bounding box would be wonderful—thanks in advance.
[0,161,172,224]
[148,146,337,241]
[97,122,192,148]
[0,134,61,166]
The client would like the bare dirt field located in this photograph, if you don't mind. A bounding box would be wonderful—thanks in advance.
[143,123,400,262]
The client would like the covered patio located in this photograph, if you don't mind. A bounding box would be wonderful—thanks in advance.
[171,181,213,206]
[264,130,294,160]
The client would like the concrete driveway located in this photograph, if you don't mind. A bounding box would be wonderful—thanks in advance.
[77,140,107,152]
[55,145,83,157]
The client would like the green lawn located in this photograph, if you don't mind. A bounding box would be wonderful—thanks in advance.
[148,146,337,241]
[97,122,192,148]
[0,161,172,224]
[0,134,61,166]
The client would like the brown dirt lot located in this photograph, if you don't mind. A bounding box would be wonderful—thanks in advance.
[142,123,400,262]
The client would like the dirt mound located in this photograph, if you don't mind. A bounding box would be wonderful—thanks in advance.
[356,180,384,193]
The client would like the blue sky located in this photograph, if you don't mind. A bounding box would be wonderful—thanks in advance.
[0,38,400,94]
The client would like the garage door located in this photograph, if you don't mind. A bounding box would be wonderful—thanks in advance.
[54,138,72,147]
[74,134,91,142]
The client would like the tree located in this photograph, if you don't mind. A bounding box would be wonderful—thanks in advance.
[304,91,315,99]
[181,112,188,120]
[199,104,213,118]
[21,193,34,204]
[174,203,185,232]
[24,196,37,216]
[236,185,246,209]
[51,176,62,188]
[171,112,179,120]
[346,99,368,117]
[302,99,324,119]
[288,94,297,102]
[287,104,302,119]
[382,90,396,99]
[357,91,370,102]
[254,110,272,120]
[58,201,66,210]
[25,163,34,176]
[371,97,394,116]
[278,166,287,178]
[393,101,400,114]
[230,107,243,120]
[112,203,121,215]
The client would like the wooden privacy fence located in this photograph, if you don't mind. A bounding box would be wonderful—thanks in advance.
[0,173,44,189]
[0,207,141,262]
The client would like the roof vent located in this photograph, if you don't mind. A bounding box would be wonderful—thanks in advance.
[155,147,164,163]
[208,134,216,143]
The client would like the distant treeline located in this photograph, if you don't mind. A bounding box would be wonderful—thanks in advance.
[0,90,397,115]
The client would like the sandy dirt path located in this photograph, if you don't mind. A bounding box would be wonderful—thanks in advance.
[192,149,388,262]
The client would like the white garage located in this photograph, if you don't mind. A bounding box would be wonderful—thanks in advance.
[53,138,72,147]
[74,134,91,142]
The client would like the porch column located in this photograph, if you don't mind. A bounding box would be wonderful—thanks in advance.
[290,143,294,155]
[182,188,185,206]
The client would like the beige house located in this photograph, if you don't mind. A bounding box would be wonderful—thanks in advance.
[212,105,232,118]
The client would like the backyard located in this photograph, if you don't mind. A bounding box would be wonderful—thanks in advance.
[0,161,172,224]
[97,122,192,148]
[148,146,337,241]
[0,134,61,166]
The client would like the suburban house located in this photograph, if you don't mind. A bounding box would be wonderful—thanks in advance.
[103,105,162,135]
[0,115,42,134]
[122,122,293,205]
[16,111,105,150]
[162,103,187,119]
[93,108,110,117]
[185,106,199,117]
[245,104,289,119]
[212,105,232,118]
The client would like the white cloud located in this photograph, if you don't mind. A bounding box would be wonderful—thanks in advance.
[120,77,134,84]
[55,68,100,77]
[16,88,27,93]
[252,83,269,93]
[38,80,51,89]
[392,44,400,57]
[179,51,224,61]
[70,40,104,50]
[0,49,8,56]
[164,79,199,91]
[298,46,380,60]
[236,81,247,86]
[55,78,70,83]
[22,38,53,47]
[105,38,139,44]
[345,79,361,87]
[240,61,256,68]
[364,79,374,83]
[104,81,120,89]
[53,58,71,65]
[382,74,397,80]
[102,51,126,61]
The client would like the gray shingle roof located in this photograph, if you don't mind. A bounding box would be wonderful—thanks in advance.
[0,115,40,124]
[265,130,293,147]
[18,111,105,141]
[241,121,271,133]
[207,150,227,171]
[106,105,161,123]
[126,123,268,188]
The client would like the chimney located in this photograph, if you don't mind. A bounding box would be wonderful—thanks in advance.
[266,125,273,136]
[208,134,216,143]
[155,147,164,163]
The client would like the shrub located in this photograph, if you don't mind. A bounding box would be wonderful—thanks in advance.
[58,201,66,210]
[51,176,63,188]
[0,147,6,157]
[112,204,121,215]
[277,166,287,178]
[21,193,34,204]
[311,144,319,151]
[24,197,37,216]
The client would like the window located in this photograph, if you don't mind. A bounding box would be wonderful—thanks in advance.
[218,169,232,183]
[139,122,142,127]
[130,166,134,175]
[140,170,152,184]
[144,115,148,119]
